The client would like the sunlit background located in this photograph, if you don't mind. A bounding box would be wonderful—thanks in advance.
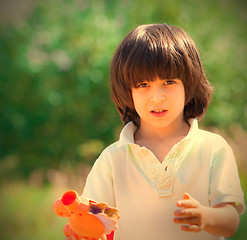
[0,0,246,239]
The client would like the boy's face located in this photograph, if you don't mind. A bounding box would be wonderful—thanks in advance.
[131,77,186,133]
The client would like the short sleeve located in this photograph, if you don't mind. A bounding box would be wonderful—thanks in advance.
[82,149,115,207]
[209,137,245,215]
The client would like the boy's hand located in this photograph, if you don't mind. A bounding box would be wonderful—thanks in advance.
[174,192,240,237]
[174,193,207,232]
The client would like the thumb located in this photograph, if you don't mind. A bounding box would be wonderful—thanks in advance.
[101,234,107,240]
[183,192,191,200]
[65,236,77,240]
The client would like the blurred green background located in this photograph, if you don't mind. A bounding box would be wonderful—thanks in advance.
[0,0,246,239]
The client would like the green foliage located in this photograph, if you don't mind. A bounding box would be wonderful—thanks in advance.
[0,0,246,179]
[0,182,67,240]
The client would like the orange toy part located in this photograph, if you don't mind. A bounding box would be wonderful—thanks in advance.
[53,190,118,240]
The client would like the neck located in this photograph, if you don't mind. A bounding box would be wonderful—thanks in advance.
[135,119,190,143]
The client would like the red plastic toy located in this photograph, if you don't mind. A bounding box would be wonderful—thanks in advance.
[53,190,119,240]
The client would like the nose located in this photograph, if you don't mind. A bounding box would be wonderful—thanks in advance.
[150,86,166,103]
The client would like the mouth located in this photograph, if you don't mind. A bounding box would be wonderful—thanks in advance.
[151,110,166,113]
[150,109,168,118]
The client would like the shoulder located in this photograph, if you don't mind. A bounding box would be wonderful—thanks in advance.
[195,128,230,146]
[94,140,128,166]
[97,122,136,160]
[188,119,230,150]
[193,128,234,160]
[100,140,126,157]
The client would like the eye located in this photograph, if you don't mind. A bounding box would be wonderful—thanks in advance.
[164,80,176,85]
[137,82,149,88]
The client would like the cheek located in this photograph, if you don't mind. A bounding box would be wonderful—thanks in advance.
[132,98,142,113]
[182,92,186,105]
[132,93,145,115]
[131,91,137,109]
[170,88,186,109]
[131,91,140,108]
[178,86,186,105]
[130,90,138,109]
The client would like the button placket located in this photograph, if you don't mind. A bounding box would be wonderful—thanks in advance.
[157,165,173,194]
[156,141,187,195]
[146,157,162,189]
[130,138,192,196]
[157,139,192,196]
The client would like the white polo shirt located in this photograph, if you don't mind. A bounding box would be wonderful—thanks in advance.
[83,119,245,240]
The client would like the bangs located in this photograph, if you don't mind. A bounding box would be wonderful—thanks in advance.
[121,25,187,88]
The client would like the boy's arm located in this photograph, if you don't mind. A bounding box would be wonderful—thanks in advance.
[174,193,240,238]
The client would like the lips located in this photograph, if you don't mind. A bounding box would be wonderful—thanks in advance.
[150,109,168,118]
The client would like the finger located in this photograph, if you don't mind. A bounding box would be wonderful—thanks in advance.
[177,199,199,208]
[181,224,201,232]
[174,216,200,225]
[101,234,107,240]
[174,208,200,217]
[177,193,197,207]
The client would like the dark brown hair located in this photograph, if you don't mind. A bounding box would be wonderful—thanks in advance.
[110,23,213,126]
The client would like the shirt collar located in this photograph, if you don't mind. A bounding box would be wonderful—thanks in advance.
[117,121,136,147]
[187,118,198,135]
[117,118,199,147]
